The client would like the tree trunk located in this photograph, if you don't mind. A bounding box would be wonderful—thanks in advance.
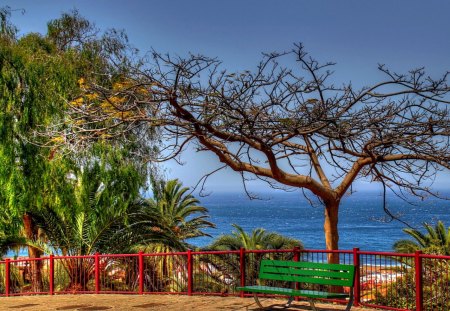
[23,213,43,292]
[64,258,94,292]
[324,200,342,293]
[324,200,340,264]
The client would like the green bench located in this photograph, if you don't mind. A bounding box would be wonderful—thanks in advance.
[236,259,356,310]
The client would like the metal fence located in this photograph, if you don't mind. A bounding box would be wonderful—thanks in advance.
[1,249,449,311]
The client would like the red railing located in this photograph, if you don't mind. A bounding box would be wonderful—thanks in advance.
[1,249,449,310]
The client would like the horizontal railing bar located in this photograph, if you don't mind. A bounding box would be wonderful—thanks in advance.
[191,250,240,255]
[357,251,415,257]
[420,253,450,259]
[298,249,353,254]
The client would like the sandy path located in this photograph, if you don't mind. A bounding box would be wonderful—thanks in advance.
[0,294,374,310]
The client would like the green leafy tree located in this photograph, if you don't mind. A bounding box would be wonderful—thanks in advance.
[0,11,80,290]
[393,221,450,255]
[208,224,302,251]
[29,156,144,291]
[31,157,145,256]
[0,8,152,291]
[133,179,215,253]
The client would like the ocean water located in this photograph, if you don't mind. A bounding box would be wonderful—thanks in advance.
[6,190,450,257]
[189,190,450,252]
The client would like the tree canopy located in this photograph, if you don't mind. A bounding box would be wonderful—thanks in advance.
[51,42,450,262]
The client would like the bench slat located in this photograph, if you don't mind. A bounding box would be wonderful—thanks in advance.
[261,266,354,280]
[235,285,349,299]
[259,272,353,286]
[265,260,354,272]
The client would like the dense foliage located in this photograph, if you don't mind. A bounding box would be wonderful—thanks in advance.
[0,8,157,292]
[394,221,450,255]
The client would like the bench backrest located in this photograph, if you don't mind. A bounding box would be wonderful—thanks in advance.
[259,260,356,287]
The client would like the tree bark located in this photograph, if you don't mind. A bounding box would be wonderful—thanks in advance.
[23,213,43,292]
[324,200,340,264]
[324,200,342,293]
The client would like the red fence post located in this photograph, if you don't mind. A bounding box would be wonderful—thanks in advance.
[138,251,144,295]
[95,253,100,294]
[352,248,360,307]
[187,249,193,296]
[49,254,54,295]
[415,250,423,311]
[293,246,300,262]
[5,259,10,297]
[239,247,246,298]
[293,247,300,301]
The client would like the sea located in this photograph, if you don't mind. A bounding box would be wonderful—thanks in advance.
[6,190,450,257]
[189,190,450,252]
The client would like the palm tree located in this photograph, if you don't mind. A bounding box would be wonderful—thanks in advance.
[129,179,215,292]
[390,221,450,309]
[393,221,450,255]
[208,224,302,251]
[133,179,215,253]
[0,235,28,259]
[0,211,25,259]
[30,161,144,291]
[204,224,303,291]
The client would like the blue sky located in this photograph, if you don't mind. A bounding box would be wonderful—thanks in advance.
[4,0,450,193]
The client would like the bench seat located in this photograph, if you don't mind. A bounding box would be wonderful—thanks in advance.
[236,285,349,299]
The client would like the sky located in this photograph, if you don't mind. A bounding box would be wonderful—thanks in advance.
[3,0,450,193]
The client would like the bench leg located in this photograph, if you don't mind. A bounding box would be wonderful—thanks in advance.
[254,294,296,310]
[285,296,294,307]
[309,299,317,311]
[345,289,354,311]
[253,293,265,309]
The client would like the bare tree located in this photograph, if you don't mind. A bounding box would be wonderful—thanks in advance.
[47,44,450,263]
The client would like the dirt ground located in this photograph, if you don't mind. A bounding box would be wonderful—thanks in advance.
[0,294,375,310]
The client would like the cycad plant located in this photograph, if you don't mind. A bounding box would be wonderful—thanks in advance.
[130,179,215,292]
[205,224,302,290]
[393,221,450,255]
[208,224,302,251]
[382,221,450,309]
[31,160,144,291]
[133,179,215,253]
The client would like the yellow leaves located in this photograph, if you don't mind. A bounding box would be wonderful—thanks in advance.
[137,86,149,96]
[86,93,99,100]
[107,95,126,105]
[112,79,133,91]
[100,97,134,120]
[77,77,86,89]
[99,133,112,139]
[70,97,84,107]
[100,96,124,113]
[112,79,150,96]
[72,76,141,121]
[114,111,134,120]
[51,136,65,144]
